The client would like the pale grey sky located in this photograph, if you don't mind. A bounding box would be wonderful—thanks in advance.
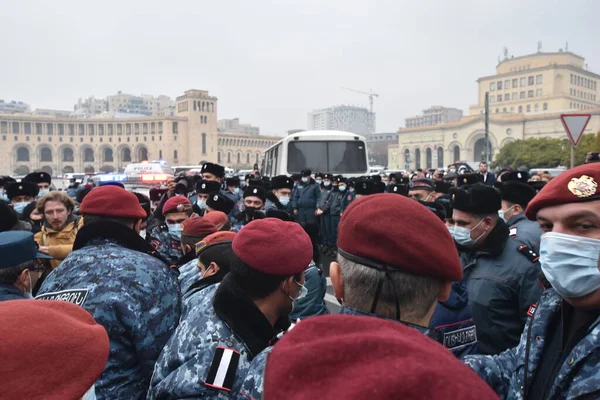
[1,0,599,135]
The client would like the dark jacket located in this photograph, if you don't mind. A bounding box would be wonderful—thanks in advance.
[317,186,332,210]
[289,262,329,320]
[292,179,319,210]
[430,280,479,357]
[480,172,496,185]
[506,212,543,254]
[326,189,344,216]
[0,284,27,302]
[459,220,544,355]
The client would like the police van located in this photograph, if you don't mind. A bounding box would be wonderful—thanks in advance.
[122,161,175,188]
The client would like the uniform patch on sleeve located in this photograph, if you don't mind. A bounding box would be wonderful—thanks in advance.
[205,347,241,392]
[150,239,162,250]
[527,304,537,317]
[442,326,477,350]
[509,226,518,237]
[518,245,539,263]
[36,288,89,306]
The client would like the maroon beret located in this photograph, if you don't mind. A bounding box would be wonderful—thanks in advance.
[526,163,600,220]
[262,315,499,400]
[181,216,217,238]
[338,193,462,282]
[203,211,230,231]
[0,300,109,400]
[80,186,146,219]
[163,196,192,215]
[232,218,312,276]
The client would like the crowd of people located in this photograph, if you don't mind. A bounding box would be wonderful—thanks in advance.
[0,156,599,399]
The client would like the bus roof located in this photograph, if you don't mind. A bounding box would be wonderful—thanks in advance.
[264,130,366,152]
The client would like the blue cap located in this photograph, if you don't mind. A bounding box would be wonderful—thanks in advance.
[99,181,125,188]
[0,231,53,269]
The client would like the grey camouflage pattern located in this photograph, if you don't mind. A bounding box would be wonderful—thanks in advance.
[148,284,252,400]
[37,238,181,400]
[463,289,600,399]
[178,258,200,295]
[237,349,269,400]
[150,226,183,264]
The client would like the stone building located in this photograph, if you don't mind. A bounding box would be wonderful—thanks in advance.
[0,89,280,176]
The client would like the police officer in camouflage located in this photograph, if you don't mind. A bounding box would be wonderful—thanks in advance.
[464,163,600,399]
[148,218,312,399]
[176,216,218,294]
[150,196,194,264]
[449,183,543,355]
[36,186,181,400]
[328,194,477,356]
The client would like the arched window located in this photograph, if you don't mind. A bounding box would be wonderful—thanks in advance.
[84,148,94,162]
[202,133,207,154]
[103,148,113,162]
[138,147,148,162]
[543,102,548,111]
[40,147,52,162]
[403,149,410,169]
[63,166,75,174]
[526,104,531,112]
[237,152,241,164]
[63,147,74,162]
[122,148,132,162]
[17,147,29,162]
[453,145,460,163]
[518,105,523,113]
[174,150,178,160]
[246,152,251,164]
[414,148,421,169]
[84,165,95,174]
[437,147,444,168]
[227,152,232,164]
[534,104,539,113]
[159,150,163,159]
[425,148,432,169]
[14,166,30,175]
[218,152,222,164]
[256,153,260,164]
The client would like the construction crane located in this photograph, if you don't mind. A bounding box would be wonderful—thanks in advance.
[340,87,379,113]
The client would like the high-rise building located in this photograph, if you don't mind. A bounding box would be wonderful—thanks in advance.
[307,105,375,135]
[73,97,108,117]
[470,50,600,115]
[217,118,260,135]
[107,92,174,116]
[405,106,463,128]
[0,100,30,114]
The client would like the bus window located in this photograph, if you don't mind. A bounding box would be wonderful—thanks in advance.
[273,145,279,176]
[287,141,367,174]
[288,141,328,173]
[329,141,367,173]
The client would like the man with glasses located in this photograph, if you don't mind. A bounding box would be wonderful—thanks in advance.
[0,231,52,301]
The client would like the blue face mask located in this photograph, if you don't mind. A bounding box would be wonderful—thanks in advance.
[38,189,50,198]
[301,177,309,183]
[12,201,29,214]
[498,205,515,223]
[279,196,290,206]
[167,223,183,240]
[349,187,355,193]
[338,185,347,192]
[540,232,600,298]
[0,190,7,202]
[233,188,240,195]
[450,220,485,248]
[196,199,207,210]
[323,181,331,187]
[315,179,322,185]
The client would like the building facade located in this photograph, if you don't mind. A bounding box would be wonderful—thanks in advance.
[470,51,600,115]
[73,97,108,117]
[308,105,375,136]
[0,89,280,176]
[405,106,463,128]
[107,92,174,117]
[366,133,400,166]
[394,51,600,171]
[0,100,30,114]
[217,118,260,135]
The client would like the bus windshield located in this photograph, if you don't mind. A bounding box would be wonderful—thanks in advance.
[287,140,367,174]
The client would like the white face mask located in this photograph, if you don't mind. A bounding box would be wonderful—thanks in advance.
[139,229,147,239]
[279,196,290,206]
[81,385,96,400]
[450,219,486,248]
[38,189,50,198]
[197,199,207,210]
[25,271,34,299]
[498,205,515,223]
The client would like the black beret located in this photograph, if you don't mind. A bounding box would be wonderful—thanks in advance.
[271,175,294,190]
[243,185,267,202]
[225,177,240,187]
[23,172,51,184]
[456,173,482,188]
[389,184,409,196]
[496,181,536,208]
[301,169,312,177]
[207,192,235,214]
[149,188,168,202]
[201,163,225,178]
[501,171,529,183]
[418,200,446,222]
[434,181,453,194]
[6,182,39,200]
[529,181,546,194]
[196,180,222,194]
[450,184,501,215]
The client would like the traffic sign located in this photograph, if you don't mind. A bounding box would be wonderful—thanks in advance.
[561,114,591,147]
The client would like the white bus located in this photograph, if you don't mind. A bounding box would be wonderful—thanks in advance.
[261,130,369,177]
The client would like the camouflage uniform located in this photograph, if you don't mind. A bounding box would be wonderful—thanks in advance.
[150,224,183,264]
[37,234,181,400]
[148,284,251,400]
[178,258,200,295]
[463,289,600,399]
[237,350,269,400]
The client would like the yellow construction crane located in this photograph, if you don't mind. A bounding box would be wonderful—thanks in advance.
[340,87,379,113]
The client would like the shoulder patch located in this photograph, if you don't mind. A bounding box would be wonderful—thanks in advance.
[150,239,162,250]
[442,325,478,351]
[527,303,537,317]
[509,226,518,237]
[205,347,241,392]
[36,288,89,306]
[518,245,539,263]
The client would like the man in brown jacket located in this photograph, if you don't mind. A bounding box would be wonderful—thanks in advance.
[34,192,83,269]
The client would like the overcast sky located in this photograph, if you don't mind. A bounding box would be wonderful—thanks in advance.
[2,0,599,135]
